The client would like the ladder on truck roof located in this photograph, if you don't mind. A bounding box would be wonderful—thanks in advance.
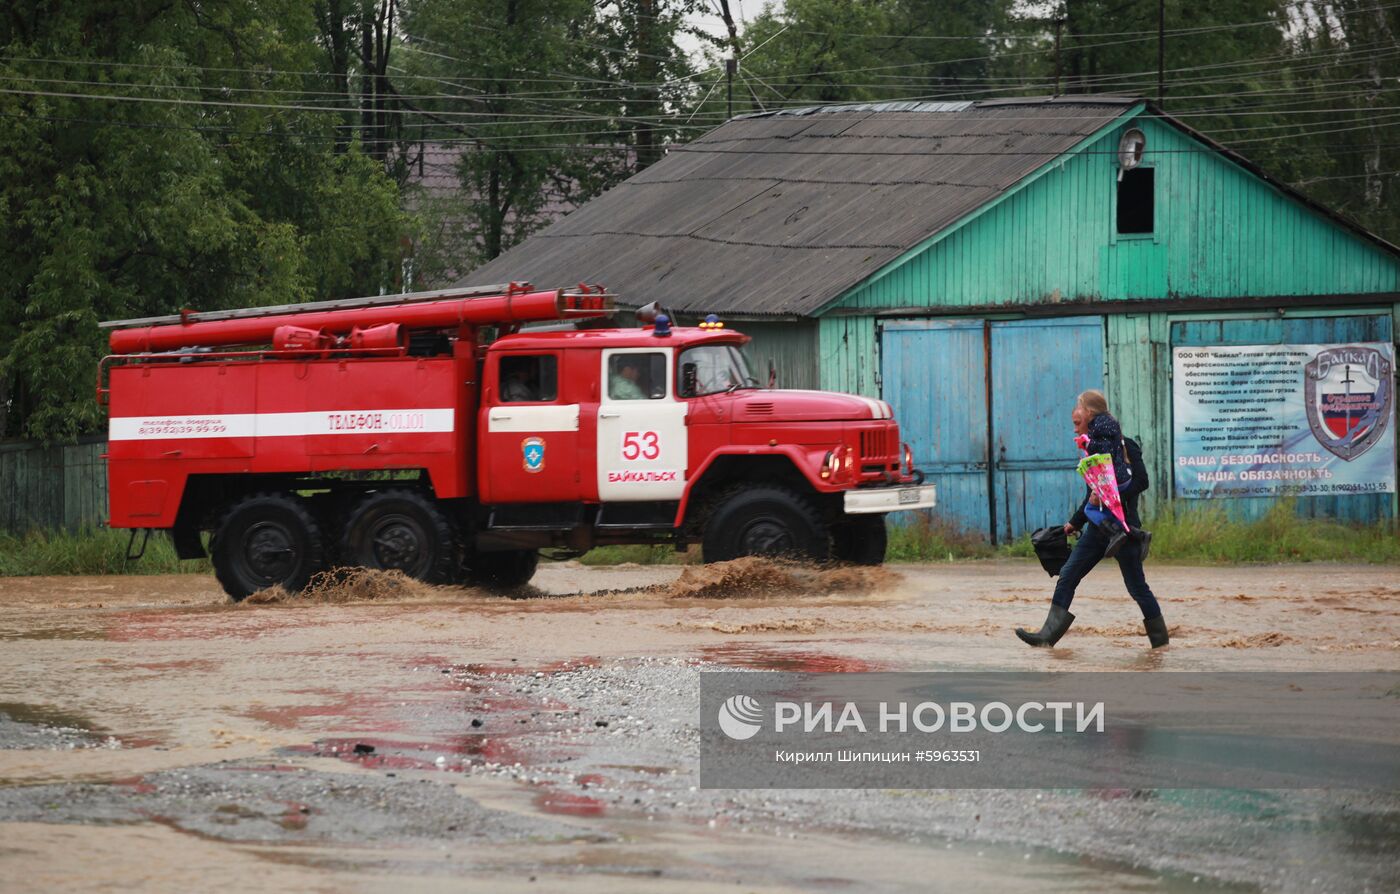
[97,283,591,330]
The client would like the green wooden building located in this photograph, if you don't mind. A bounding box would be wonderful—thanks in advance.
[460,96,1400,539]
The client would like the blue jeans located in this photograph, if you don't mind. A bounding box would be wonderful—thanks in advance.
[1051,522,1161,619]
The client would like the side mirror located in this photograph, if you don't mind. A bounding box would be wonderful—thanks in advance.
[681,363,698,397]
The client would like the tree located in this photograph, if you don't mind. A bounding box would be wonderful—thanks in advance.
[586,0,704,171]
[0,0,408,441]
[706,0,1014,111]
[398,0,700,277]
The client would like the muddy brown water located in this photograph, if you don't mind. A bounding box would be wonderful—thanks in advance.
[1,558,1397,891]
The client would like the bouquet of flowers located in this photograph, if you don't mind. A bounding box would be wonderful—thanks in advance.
[1074,434,1129,532]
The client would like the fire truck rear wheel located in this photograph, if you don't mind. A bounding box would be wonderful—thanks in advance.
[340,490,460,584]
[211,493,326,602]
[702,486,830,563]
[831,515,888,565]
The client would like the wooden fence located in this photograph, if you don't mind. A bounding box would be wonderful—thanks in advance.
[0,436,108,534]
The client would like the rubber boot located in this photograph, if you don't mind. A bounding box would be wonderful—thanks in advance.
[1015,604,1075,647]
[1144,615,1169,648]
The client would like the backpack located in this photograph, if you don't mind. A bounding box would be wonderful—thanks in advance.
[1123,436,1149,493]
[1031,526,1072,577]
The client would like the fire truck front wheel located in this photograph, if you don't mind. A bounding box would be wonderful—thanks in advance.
[211,493,326,602]
[702,486,830,563]
[340,490,460,584]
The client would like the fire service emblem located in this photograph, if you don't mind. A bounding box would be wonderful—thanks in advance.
[522,437,545,473]
[1303,346,1393,461]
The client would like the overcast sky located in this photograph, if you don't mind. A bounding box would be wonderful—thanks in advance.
[677,1,781,63]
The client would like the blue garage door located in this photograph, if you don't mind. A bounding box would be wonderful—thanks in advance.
[882,317,1104,542]
[882,320,990,534]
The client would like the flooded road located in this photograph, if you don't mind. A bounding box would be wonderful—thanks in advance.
[1,559,1397,892]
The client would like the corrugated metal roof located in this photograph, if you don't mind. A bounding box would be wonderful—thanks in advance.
[455,97,1142,316]
[735,100,975,117]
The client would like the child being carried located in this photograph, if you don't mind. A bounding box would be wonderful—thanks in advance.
[1073,412,1148,559]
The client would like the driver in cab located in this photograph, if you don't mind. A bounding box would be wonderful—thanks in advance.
[610,358,647,400]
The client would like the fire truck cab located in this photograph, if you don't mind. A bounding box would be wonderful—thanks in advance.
[100,285,935,600]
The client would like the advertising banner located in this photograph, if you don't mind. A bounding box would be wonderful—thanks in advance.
[1172,342,1396,499]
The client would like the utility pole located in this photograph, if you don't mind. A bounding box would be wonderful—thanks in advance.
[719,0,742,119]
[726,56,736,119]
[1053,17,1064,97]
[635,0,659,169]
[1157,0,1166,106]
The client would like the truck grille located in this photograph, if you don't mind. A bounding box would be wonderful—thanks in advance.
[859,427,895,461]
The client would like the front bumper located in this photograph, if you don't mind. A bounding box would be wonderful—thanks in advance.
[843,483,937,515]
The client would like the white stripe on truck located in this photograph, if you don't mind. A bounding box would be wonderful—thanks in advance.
[108,409,456,441]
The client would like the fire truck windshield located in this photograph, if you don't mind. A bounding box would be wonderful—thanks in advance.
[679,345,758,397]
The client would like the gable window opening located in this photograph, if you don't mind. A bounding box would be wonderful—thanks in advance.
[1117,167,1155,235]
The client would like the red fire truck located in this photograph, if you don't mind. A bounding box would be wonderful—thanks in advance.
[100,284,935,600]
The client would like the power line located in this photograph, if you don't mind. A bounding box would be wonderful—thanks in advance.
[731,37,1400,89]
[13,81,1400,138]
[0,85,723,128]
[766,2,1400,42]
[11,103,1400,160]
[0,69,709,106]
[0,52,707,91]
[9,37,1397,128]
[668,115,1400,156]
[0,20,1388,100]
[0,110,641,152]
[1294,168,1400,183]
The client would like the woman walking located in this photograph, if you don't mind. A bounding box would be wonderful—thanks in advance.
[1016,390,1169,649]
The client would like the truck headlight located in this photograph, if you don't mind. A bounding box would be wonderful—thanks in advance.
[821,447,854,481]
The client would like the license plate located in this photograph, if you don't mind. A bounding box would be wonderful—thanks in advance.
[898,488,920,505]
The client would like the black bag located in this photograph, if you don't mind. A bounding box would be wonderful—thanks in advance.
[1031,526,1072,577]
[1124,436,1149,493]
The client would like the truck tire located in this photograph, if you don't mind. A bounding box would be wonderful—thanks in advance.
[702,486,830,563]
[340,490,460,584]
[211,493,326,602]
[468,550,539,591]
[832,515,888,565]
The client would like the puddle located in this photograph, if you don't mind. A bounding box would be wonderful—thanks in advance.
[0,703,164,752]
[272,664,575,775]
[0,702,99,729]
[698,643,882,672]
[534,789,607,817]
[103,606,303,642]
[0,624,106,641]
[128,659,220,674]
[0,702,117,750]
[286,735,523,774]
[244,690,414,733]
